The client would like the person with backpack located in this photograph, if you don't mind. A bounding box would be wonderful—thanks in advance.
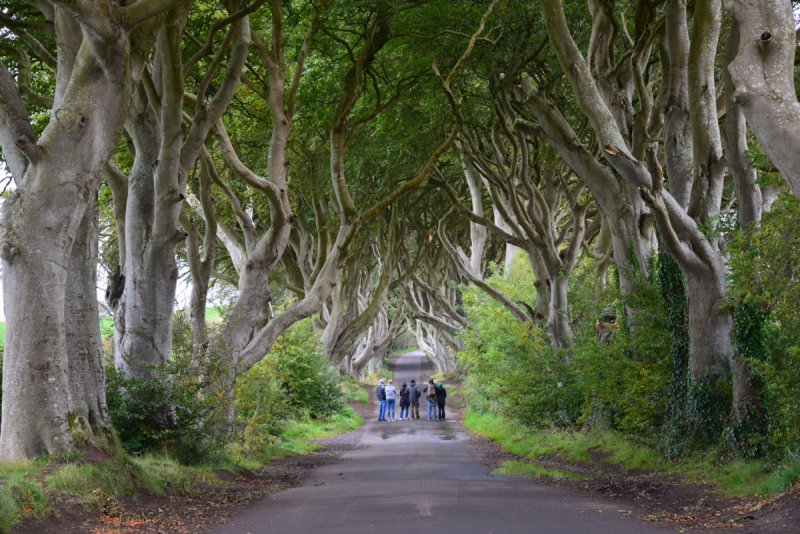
[376,379,387,421]
[385,379,397,421]
[436,382,447,420]
[423,379,438,420]
[407,379,421,420]
[399,382,410,420]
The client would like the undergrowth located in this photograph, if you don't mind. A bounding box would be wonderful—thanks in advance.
[465,410,798,497]
[0,402,361,534]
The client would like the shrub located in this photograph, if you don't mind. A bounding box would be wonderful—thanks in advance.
[272,321,344,420]
[106,315,227,463]
[231,318,346,462]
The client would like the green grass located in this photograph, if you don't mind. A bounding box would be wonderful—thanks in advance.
[339,378,369,404]
[278,406,362,455]
[464,410,798,497]
[44,458,139,508]
[99,317,113,337]
[392,347,419,355]
[133,456,219,495]
[492,460,587,479]
[228,405,363,471]
[0,474,51,532]
[350,389,368,404]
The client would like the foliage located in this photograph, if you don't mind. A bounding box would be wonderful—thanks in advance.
[569,256,673,438]
[460,255,673,437]
[272,320,344,420]
[230,318,348,464]
[728,192,800,456]
[106,315,227,464]
[458,258,582,429]
[457,190,800,492]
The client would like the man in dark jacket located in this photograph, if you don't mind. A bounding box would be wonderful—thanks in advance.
[436,382,447,420]
[377,379,387,421]
[423,379,438,420]
[407,379,421,420]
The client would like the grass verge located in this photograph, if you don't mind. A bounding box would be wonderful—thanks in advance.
[0,404,363,533]
[464,410,799,497]
[339,377,369,404]
[229,405,363,471]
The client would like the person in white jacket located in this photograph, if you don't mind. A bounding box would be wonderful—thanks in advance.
[384,379,397,421]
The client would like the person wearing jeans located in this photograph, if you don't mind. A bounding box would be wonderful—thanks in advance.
[377,379,387,421]
[399,383,410,420]
[385,379,397,421]
[423,379,438,420]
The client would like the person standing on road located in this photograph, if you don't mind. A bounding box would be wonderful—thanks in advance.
[407,379,421,420]
[436,382,447,420]
[377,379,387,421]
[385,379,397,421]
[399,382,410,420]
[423,379,438,420]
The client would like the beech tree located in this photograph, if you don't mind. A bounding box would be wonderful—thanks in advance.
[0,0,185,459]
[107,5,251,378]
[530,0,768,417]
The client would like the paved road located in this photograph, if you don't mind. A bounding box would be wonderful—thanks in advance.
[214,351,673,534]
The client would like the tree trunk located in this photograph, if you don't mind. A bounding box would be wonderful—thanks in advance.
[65,197,110,440]
[547,276,571,350]
[682,262,733,379]
[726,0,800,201]
[724,19,763,423]
[113,107,174,378]
[0,184,79,458]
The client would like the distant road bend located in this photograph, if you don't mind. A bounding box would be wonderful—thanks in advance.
[214,351,671,534]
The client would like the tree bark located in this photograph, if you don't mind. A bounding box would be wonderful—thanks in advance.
[0,1,172,458]
[725,0,800,201]
[65,196,110,440]
[538,0,733,378]
[515,81,654,297]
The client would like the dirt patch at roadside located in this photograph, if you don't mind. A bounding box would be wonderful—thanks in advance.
[467,430,800,533]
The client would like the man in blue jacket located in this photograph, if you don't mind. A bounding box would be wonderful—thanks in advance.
[377,379,387,421]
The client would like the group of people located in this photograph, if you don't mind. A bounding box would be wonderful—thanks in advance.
[376,378,447,421]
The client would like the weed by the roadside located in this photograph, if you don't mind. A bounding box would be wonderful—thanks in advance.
[225,404,362,470]
[0,459,46,479]
[339,378,369,404]
[133,456,215,496]
[762,448,800,494]
[465,410,799,497]
[46,460,135,497]
[0,475,51,532]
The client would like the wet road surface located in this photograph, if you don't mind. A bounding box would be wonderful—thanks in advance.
[213,351,673,534]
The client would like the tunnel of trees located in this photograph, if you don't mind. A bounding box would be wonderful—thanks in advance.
[0,0,800,474]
